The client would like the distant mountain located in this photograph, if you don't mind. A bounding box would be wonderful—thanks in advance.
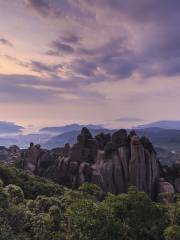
[0,134,52,148]
[0,121,24,134]
[135,120,180,130]
[0,122,180,165]
[155,147,178,166]
[0,124,104,148]
[136,128,180,151]
[40,124,103,134]
[44,127,172,150]
[42,127,180,165]
[43,128,113,149]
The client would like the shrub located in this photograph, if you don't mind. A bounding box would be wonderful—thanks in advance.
[49,205,61,227]
[7,204,30,233]
[0,189,9,209]
[0,223,15,240]
[0,164,64,199]
[26,199,35,211]
[30,213,52,240]
[5,184,24,204]
[34,195,62,213]
[164,225,180,240]
[79,182,101,198]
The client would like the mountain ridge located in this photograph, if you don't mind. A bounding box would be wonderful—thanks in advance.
[135,120,180,130]
[40,123,103,134]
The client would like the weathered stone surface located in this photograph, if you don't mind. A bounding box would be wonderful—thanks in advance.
[77,127,93,145]
[95,133,111,150]
[78,162,91,185]
[64,143,70,157]
[91,165,105,191]
[0,145,21,163]
[23,144,40,172]
[112,129,128,147]
[69,143,82,162]
[174,178,180,193]
[69,128,98,164]
[157,178,175,203]
[57,157,73,186]
[129,135,147,192]
[23,143,52,173]
[118,146,130,192]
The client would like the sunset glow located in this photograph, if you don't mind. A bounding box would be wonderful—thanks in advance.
[0,0,180,129]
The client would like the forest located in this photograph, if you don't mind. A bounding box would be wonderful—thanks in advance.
[0,163,180,240]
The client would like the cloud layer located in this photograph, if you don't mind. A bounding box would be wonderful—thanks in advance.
[0,121,24,134]
[0,38,13,47]
[0,0,180,127]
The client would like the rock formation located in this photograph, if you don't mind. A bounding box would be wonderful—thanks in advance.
[157,178,175,203]
[22,143,52,173]
[0,145,21,163]
[174,178,180,193]
[56,128,160,198]
[12,127,178,201]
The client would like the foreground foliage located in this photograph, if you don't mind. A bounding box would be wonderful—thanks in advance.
[0,164,180,240]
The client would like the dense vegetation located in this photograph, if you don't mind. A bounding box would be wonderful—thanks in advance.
[0,163,180,240]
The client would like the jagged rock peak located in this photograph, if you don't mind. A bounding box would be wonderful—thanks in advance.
[112,129,129,148]
[18,128,170,200]
[56,128,160,198]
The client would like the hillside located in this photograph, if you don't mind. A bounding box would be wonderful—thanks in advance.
[0,128,180,239]
[0,161,180,239]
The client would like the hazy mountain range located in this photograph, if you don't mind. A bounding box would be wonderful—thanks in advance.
[0,121,180,149]
[135,120,180,130]
[0,123,104,148]
[40,124,103,134]
[0,121,180,165]
[0,121,24,134]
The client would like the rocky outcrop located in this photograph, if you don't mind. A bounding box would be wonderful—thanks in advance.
[0,145,21,163]
[20,127,179,200]
[23,143,52,173]
[174,178,180,193]
[56,128,160,198]
[1,127,177,202]
[157,178,175,203]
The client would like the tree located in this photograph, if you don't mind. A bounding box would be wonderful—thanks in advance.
[5,184,24,204]
[67,197,117,240]
[49,205,61,229]
[104,187,167,240]
[0,188,9,209]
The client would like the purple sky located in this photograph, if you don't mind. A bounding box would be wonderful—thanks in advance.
[0,0,180,129]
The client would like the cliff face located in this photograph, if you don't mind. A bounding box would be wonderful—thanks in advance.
[55,128,160,198]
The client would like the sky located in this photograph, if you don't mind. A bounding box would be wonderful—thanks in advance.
[0,0,180,130]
